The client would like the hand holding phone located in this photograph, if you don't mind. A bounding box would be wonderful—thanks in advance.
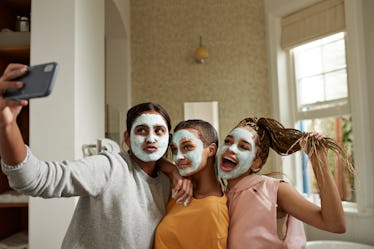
[4,62,59,100]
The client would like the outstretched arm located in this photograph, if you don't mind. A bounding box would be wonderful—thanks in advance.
[0,64,29,165]
[277,133,346,233]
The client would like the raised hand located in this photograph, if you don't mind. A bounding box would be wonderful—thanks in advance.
[0,64,29,125]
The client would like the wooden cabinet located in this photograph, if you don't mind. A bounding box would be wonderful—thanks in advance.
[0,0,30,246]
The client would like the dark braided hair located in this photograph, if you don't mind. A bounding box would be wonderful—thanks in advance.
[236,117,304,166]
[235,117,354,176]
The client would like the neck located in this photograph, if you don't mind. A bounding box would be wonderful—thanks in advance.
[129,151,157,177]
[190,159,223,199]
[227,171,252,190]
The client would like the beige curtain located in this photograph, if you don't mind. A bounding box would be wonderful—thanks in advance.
[281,0,345,49]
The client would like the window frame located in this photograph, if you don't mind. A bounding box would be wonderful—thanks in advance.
[291,33,350,118]
[265,0,374,215]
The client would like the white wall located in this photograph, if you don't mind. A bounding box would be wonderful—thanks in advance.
[265,0,374,245]
[105,0,131,144]
[29,0,104,248]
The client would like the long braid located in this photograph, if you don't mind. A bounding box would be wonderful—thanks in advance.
[236,117,305,166]
[236,117,355,176]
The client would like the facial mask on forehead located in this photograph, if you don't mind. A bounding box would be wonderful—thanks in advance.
[172,129,204,176]
[130,113,169,162]
[217,127,256,180]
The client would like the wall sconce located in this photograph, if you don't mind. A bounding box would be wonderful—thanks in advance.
[194,36,208,64]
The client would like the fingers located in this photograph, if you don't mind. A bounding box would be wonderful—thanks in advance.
[171,179,181,199]
[0,64,27,96]
[0,81,24,94]
[0,99,28,110]
[1,64,28,81]
[304,132,329,163]
[172,179,193,206]
[308,131,326,141]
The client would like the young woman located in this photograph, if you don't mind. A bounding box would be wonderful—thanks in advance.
[155,120,229,249]
[0,63,191,249]
[217,117,353,249]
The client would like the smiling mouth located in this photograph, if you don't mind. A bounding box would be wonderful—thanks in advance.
[176,160,190,170]
[220,156,238,172]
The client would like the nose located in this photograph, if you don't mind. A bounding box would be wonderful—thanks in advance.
[146,133,157,143]
[173,150,185,162]
[228,144,239,154]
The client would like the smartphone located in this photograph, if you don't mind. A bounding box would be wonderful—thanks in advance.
[4,62,59,100]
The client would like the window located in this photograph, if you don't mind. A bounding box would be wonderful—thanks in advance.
[267,0,373,217]
[292,33,348,113]
[290,32,355,202]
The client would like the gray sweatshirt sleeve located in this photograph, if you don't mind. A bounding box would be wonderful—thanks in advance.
[1,146,113,198]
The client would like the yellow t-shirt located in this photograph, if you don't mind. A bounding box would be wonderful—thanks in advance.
[154,195,229,249]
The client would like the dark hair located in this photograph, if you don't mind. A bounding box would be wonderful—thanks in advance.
[174,119,218,147]
[236,117,302,166]
[236,117,354,175]
[126,102,172,132]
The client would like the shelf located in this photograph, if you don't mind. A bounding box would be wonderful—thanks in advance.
[0,230,28,249]
[0,45,29,55]
[0,45,30,64]
[0,191,28,208]
[0,32,30,62]
[0,32,30,47]
[0,203,28,208]
[0,0,30,242]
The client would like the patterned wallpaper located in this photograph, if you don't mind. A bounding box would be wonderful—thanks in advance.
[130,0,270,139]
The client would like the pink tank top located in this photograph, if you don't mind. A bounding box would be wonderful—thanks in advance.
[227,174,306,249]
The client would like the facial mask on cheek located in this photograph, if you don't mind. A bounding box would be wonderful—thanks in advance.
[172,130,204,176]
[217,128,256,180]
[130,114,169,162]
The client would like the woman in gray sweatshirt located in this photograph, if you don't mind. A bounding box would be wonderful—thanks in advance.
[0,63,191,249]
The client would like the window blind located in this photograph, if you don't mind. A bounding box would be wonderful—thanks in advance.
[281,0,345,49]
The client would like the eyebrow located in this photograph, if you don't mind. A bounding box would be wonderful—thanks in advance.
[173,138,193,146]
[135,124,148,129]
[242,140,251,145]
[180,139,194,144]
[240,139,252,148]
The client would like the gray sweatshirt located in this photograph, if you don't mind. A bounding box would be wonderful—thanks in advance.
[1,147,171,249]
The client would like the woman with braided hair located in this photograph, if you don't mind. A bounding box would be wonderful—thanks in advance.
[216,117,353,249]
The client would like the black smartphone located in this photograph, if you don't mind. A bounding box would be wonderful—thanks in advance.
[4,62,59,100]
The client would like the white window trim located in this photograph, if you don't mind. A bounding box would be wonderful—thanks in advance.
[265,0,374,215]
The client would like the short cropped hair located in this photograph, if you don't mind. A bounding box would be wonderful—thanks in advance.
[174,119,218,147]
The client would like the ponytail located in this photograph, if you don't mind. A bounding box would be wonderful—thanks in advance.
[236,117,355,175]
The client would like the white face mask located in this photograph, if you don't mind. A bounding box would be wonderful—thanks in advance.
[217,127,256,180]
[130,113,169,162]
[172,129,204,176]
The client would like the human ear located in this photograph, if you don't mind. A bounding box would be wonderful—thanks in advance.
[250,157,262,173]
[124,131,130,147]
[207,143,217,157]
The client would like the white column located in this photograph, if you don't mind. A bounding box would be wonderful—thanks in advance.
[29,1,105,248]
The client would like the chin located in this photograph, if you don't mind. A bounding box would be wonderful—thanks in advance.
[180,167,201,177]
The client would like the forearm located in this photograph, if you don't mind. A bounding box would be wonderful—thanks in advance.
[0,120,27,165]
[312,157,346,233]
[158,157,178,180]
[0,64,29,165]
[158,157,192,205]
